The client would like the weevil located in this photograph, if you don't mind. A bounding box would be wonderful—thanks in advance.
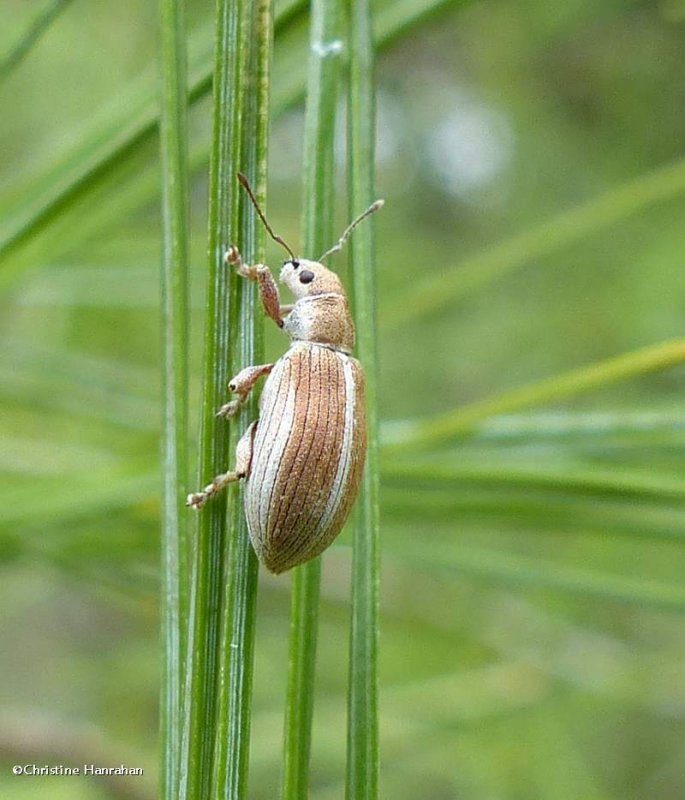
[187,174,383,574]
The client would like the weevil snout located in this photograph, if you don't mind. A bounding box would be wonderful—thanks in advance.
[280,258,344,299]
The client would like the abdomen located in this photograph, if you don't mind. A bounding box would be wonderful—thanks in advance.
[245,342,366,573]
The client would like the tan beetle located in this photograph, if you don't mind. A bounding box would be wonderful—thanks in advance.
[187,174,383,574]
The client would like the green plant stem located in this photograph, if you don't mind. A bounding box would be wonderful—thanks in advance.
[346,0,380,798]
[212,2,271,798]
[282,561,323,797]
[179,0,249,796]
[159,0,189,794]
[385,337,685,451]
[281,1,341,797]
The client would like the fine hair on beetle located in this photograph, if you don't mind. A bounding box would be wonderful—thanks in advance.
[187,173,384,573]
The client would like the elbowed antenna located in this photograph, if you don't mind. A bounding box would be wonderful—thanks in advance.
[237,172,296,260]
[318,199,385,262]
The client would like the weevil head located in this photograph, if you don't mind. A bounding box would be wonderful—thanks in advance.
[280,258,345,299]
[280,257,355,351]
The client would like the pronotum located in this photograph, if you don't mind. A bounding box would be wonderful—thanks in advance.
[187,174,383,574]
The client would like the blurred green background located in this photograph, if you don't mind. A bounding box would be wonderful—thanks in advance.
[2,0,685,798]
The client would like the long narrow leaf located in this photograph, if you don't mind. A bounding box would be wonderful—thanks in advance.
[159,0,190,793]
[179,0,248,796]
[346,0,380,797]
[386,337,685,450]
[212,1,271,797]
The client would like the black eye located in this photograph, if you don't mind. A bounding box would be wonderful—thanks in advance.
[299,270,315,284]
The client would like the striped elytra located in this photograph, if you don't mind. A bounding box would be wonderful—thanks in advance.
[246,342,366,574]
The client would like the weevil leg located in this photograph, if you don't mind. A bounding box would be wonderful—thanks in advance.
[216,363,273,418]
[226,246,283,328]
[186,421,257,509]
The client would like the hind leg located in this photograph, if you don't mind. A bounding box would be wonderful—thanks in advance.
[186,421,257,509]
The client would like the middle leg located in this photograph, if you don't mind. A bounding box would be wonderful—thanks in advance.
[216,363,273,418]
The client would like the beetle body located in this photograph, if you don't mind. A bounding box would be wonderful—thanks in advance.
[247,340,366,573]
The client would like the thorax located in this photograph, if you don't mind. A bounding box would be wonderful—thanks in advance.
[283,293,355,353]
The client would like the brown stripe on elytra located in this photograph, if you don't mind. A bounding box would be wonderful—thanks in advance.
[272,347,331,551]
[246,357,292,542]
[321,361,356,529]
[293,352,351,564]
[277,346,325,547]
[297,350,342,532]
[267,347,316,541]
[302,357,365,560]
[283,355,365,571]
[276,348,344,567]
[256,350,305,547]
[307,354,349,543]
[265,347,314,546]
[250,349,303,562]
[281,350,347,565]
[274,347,328,561]
[279,354,363,569]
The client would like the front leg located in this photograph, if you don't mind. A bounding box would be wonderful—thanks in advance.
[216,363,273,418]
[226,246,283,328]
[187,421,257,509]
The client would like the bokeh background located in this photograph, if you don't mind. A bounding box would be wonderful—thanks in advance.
[2,0,685,797]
